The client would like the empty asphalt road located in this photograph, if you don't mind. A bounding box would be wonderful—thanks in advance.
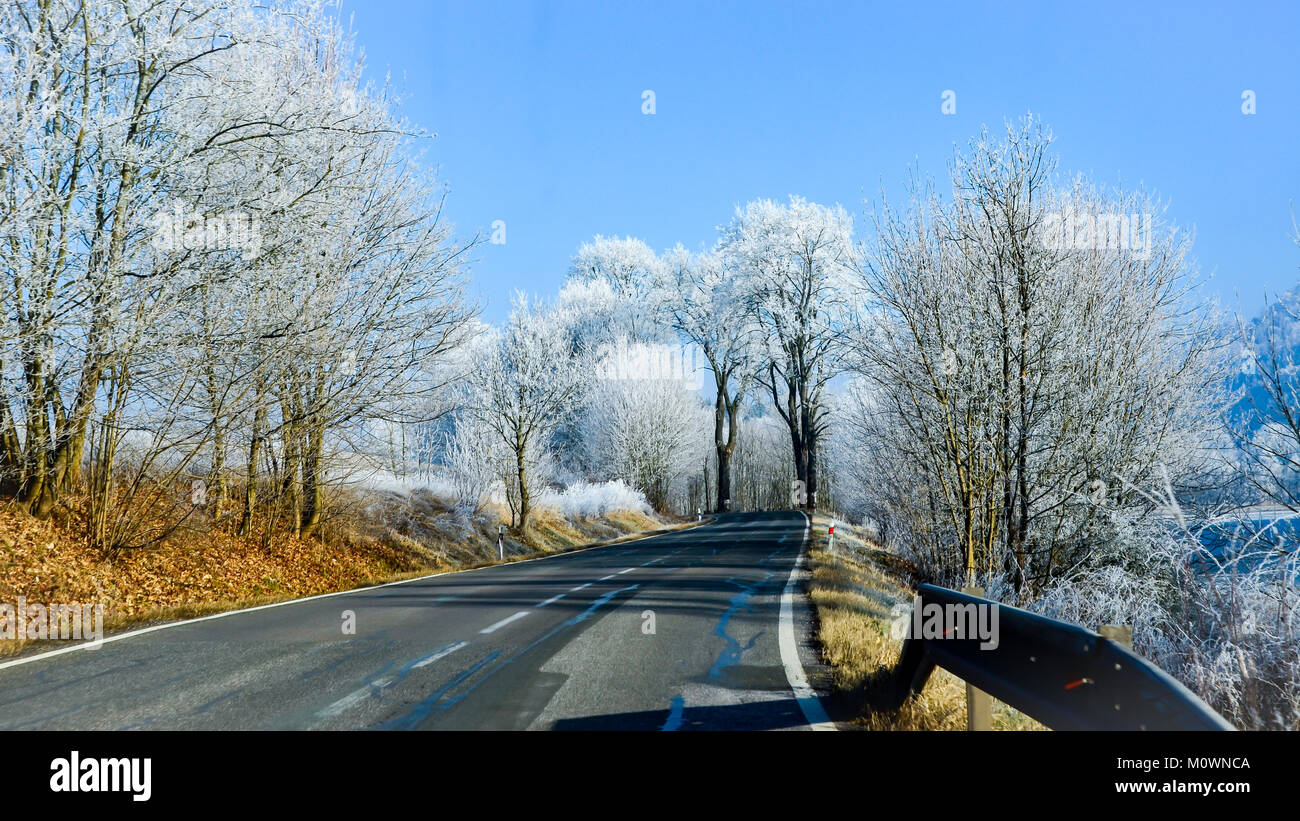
[0,511,834,730]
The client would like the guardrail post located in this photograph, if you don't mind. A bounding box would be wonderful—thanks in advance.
[962,585,993,731]
[1099,624,1133,648]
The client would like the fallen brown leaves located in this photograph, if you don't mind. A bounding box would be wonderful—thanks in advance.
[0,502,415,626]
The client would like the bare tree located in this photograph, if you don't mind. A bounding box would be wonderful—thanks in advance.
[655,246,756,512]
[465,296,590,535]
[0,0,475,552]
[720,196,855,510]
[849,116,1225,593]
[582,377,709,512]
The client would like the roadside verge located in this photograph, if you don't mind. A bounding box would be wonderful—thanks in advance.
[803,513,1043,730]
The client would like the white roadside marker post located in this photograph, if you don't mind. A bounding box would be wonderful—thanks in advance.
[498,525,505,561]
[828,522,835,553]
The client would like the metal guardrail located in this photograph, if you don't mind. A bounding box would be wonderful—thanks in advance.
[894,583,1235,730]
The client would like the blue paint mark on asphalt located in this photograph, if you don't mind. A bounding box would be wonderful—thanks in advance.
[709,573,775,679]
[660,695,685,731]
[299,640,390,681]
[377,650,502,731]
[399,641,463,676]
[380,585,642,727]
[8,701,91,729]
[195,686,245,714]
[566,585,636,626]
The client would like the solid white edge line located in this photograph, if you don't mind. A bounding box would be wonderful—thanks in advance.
[0,519,713,673]
[780,510,836,731]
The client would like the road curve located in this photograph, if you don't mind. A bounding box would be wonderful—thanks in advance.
[0,511,832,730]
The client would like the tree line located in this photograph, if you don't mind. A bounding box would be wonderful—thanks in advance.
[1,0,475,551]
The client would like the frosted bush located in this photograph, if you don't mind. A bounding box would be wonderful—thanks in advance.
[537,480,652,517]
[580,378,709,513]
[1031,564,1177,658]
[438,417,509,515]
[1022,522,1299,729]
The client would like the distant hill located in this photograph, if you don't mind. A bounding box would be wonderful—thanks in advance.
[1227,283,1300,434]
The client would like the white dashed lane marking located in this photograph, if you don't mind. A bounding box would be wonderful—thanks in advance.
[480,611,531,634]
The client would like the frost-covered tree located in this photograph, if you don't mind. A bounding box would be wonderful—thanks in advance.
[848,116,1226,591]
[0,0,263,518]
[0,0,475,550]
[720,196,855,510]
[557,237,713,515]
[1230,248,1300,513]
[439,414,509,515]
[465,295,590,534]
[655,246,757,512]
[582,377,709,512]
[567,235,663,343]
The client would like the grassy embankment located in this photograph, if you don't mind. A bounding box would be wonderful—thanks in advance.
[805,512,1044,730]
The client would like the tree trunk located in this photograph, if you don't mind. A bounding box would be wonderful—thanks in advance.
[805,424,819,511]
[22,396,51,516]
[238,403,266,537]
[300,424,325,539]
[211,424,227,523]
[0,393,21,495]
[716,446,732,513]
[515,440,531,534]
[713,381,741,513]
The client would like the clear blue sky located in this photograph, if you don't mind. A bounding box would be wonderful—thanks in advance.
[337,0,1300,324]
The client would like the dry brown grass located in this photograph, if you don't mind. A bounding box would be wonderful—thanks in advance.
[524,507,662,550]
[807,513,1044,731]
